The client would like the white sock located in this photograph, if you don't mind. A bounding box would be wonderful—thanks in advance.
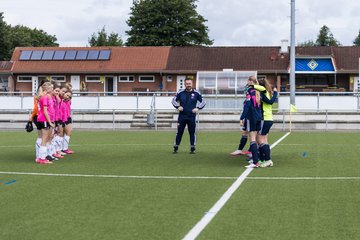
[46,143,51,156]
[39,146,47,159]
[35,138,41,158]
[63,136,70,150]
[55,136,61,152]
[50,139,56,155]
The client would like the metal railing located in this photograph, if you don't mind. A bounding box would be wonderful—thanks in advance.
[1,91,360,112]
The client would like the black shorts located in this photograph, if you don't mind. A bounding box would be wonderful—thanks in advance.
[65,117,72,125]
[242,118,248,131]
[33,115,42,130]
[245,119,261,132]
[259,120,273,135]
[55,120,64,128]
[37,121,51,130]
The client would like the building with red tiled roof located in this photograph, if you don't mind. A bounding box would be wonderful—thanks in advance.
[3,45,360,94]
[0,61,13,92]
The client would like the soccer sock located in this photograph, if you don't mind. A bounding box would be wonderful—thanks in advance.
[63,135,70,150]
[258,143,266,161]
[238,135,248,150]
[35,138,41,158]
[55,136,62,152]
[60,136,65,150]
[50,139,56,155]
[264,144,271,161]
[39,146,47,159]
[46,143,51,156]
[249,141,259,164]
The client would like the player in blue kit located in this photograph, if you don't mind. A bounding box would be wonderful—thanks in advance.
[240,76,262,168]
[171,78,206,154]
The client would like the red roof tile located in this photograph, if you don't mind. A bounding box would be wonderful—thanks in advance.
[0,61,13,73]
[11,46,170,74]
[165,46,289,73]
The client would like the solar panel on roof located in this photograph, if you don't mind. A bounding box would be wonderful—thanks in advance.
[64,50,77,60]
[75,50,88,60]
[53,50,66,60]
[19,50,32,60]
[98,50,111,60]
[42,50,55,60]
[30,50,44,60]
[87,50,100,60]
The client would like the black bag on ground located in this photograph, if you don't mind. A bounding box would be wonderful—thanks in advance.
[25,121,33,132]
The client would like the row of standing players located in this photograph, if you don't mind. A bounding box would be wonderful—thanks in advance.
[28,80,74,164]
[29,77,276,166]
[171,77,278,168]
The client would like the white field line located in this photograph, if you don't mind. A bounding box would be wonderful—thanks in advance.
[0,172,236,180]
[247,177,360,180]
[0,171,359,181]
[182,132,291,240]
[1,142,357,148]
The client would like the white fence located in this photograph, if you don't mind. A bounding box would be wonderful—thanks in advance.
[0,91,360,112]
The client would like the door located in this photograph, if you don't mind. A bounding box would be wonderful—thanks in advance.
[354,77,359,92]
[32,77,38,95]
[177,75,186,91]
[71,75,80,91]
[105,76,116,95]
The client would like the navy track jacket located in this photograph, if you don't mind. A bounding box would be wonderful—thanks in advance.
[172,89,206,116]
[240,87,262,121]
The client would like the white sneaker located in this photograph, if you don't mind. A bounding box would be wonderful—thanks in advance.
[245,163,260,168]
[230,150,243,156]
[260,160,274,168]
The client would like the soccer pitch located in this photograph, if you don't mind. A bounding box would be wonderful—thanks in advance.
[1,131,360,240]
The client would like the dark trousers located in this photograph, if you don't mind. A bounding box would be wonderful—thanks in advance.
[175,115,196,147]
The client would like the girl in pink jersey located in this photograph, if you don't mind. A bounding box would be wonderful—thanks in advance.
[51,82,64,159]
[62,89,74,154]
[36,82,55,164]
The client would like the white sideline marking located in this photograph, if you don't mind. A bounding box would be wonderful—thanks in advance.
[182,132,291,240]
[1,141,358,148]
[247,177,360,180]
[0,172,237,180]
[0,171,358,181]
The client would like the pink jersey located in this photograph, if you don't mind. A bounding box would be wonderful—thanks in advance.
[47,95,55,122]
[37,95,50,122]
[60,99,68,122]
[64,100,72,119]
[53,96,61,121]
[67,100,72,118]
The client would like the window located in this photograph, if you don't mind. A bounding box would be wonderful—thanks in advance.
[204,76,216,88]
[197,71,257,95]
[118,75,135,82]
[51,76,66,82]
[139,75,155,82]
[18,76,33,82]
[85,76,101,82]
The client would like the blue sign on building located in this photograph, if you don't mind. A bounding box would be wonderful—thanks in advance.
[295,58,335,72]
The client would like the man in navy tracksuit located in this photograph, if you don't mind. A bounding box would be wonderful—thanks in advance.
[171,78,206,154]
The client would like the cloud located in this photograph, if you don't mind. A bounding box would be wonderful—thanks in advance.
[2,0,360,46]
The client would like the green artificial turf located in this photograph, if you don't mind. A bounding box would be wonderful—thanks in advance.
[1,130,360,240]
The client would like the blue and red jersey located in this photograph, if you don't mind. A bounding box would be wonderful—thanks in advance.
[240,87,262,122]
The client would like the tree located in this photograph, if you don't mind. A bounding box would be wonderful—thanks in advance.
[315,25,341,46]
[126,0,213,46]
[9,25,58,48]
[353,30,360,46]
[88,26,123,46]
[0,12,11,60]
[297,40,316,47]
[0,13,58,60]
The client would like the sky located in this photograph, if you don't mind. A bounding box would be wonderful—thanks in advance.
[2,0,360,47]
